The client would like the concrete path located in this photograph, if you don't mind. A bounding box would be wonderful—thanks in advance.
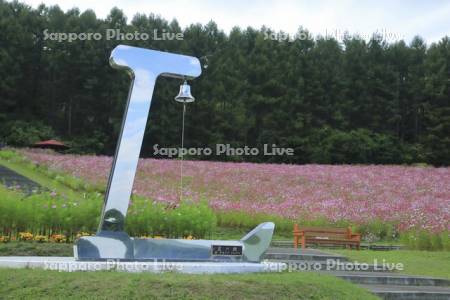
[360,284,450,300]
[0,165,42,194]
[0,256,285,274]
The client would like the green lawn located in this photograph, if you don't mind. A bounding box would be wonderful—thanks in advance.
[0,268,377,299]
[332,249,450,279]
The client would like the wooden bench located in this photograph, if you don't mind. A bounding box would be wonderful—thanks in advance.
[293,224,361,250]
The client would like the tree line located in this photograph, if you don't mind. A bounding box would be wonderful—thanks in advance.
[0,0,449,165]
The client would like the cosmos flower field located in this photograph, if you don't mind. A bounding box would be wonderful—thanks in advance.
[20,149,450,232]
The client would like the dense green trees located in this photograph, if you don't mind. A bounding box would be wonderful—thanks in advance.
[0,1,449,165]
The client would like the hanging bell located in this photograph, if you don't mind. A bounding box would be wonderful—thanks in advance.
[174,80,195,103]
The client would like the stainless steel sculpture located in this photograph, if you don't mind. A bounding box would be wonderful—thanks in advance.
[75,45,274,262]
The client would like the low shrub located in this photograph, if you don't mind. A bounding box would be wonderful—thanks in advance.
[355,220,399,242]
[1,120,54,147]
[126,196,216,238]
[401,230,450,251]
[33,235,48,243]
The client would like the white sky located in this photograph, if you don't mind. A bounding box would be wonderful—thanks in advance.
[16,0,450,44]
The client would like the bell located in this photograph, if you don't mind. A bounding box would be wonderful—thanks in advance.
[174,81,195,103]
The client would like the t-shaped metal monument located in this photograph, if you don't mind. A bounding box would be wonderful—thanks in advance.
[75,45,274,262]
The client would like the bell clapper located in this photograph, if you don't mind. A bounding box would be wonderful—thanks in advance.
[180,101,186,202]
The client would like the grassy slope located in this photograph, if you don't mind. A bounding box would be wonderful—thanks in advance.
[0,269,377,300]
[0,156,294,240]
[0,157,80,200]
[333,249,450,279]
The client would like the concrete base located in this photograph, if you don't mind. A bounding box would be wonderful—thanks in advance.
[0,256,285,274]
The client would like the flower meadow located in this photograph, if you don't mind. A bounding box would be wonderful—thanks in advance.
[17,148,450,233]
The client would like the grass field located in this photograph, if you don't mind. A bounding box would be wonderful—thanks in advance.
[333,249,450,279]
[0,268,377,300]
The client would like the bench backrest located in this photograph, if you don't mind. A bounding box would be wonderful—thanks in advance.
[299,227,351,239]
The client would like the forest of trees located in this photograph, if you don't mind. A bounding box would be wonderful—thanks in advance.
[0,0,449,165]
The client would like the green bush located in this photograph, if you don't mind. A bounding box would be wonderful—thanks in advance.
[0,187,102,238]
[126,196,216,238]
[2,121,55,147]
[65,131,107,155]
[355,220,399,242]
[401,230,450,251]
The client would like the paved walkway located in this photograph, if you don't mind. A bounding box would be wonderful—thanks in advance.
[0,165,42,194]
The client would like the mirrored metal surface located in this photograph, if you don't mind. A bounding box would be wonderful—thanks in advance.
[75,231,134,260]
[98,45,201,232]
[75,222,274,262]
[240,222,275,261]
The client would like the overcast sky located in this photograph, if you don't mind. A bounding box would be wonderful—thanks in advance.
[17,0,450,44]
